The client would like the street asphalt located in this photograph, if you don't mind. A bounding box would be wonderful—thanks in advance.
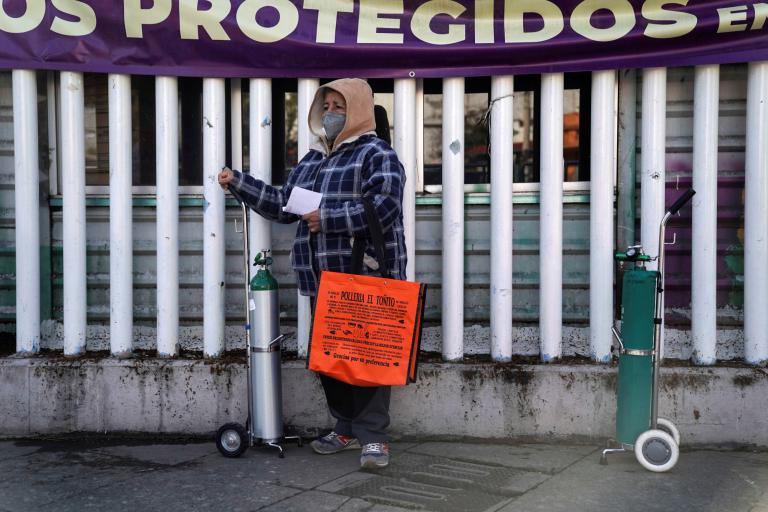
[1,436,766,512]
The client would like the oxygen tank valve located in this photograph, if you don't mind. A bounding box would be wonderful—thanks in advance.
[253,250,274,269]
[615,245,652,264]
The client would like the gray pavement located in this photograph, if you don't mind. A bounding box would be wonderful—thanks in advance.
[0,437,766,512]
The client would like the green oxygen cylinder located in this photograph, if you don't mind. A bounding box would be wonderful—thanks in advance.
[615,268,658,445]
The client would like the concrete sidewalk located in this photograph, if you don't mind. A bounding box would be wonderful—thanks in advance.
[1,437,766,512]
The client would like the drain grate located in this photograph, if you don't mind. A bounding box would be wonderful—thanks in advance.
[344,475,511,511]
[334,452,550,511]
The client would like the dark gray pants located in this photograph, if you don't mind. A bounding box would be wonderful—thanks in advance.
[310,296,391,444]
[319,374,391,445]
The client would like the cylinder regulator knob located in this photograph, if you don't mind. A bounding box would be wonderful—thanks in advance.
[253,250,273,269]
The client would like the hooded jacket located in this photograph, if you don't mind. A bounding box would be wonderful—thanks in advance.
[308,78,376,153]
[228,78,407,295]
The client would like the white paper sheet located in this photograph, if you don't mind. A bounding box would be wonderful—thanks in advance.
[282,186,323,216]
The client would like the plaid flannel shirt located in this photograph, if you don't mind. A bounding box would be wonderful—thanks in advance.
[229,134,407,296]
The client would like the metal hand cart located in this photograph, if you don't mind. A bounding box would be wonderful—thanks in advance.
[215,188,303,458]
[601,188,695,472]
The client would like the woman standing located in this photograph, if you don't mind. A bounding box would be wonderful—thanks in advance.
[218,78,406,469]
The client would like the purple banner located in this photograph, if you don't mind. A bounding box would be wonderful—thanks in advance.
[0,0,766,78]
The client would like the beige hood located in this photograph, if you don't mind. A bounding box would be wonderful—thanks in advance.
[308,78,376,153]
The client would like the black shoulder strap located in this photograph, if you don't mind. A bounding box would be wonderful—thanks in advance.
[350,198,392,279]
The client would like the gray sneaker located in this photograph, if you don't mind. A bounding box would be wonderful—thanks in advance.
[310,432,360,454]
[360,442,390,469]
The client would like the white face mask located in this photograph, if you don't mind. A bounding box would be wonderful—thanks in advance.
[322,111,346,141]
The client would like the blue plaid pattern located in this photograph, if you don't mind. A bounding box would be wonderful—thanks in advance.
[229,134,407,296]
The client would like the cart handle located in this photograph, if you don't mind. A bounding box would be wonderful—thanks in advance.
[667,188,696,216]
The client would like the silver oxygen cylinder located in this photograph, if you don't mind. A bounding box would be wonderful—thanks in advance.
[248,251,284,442]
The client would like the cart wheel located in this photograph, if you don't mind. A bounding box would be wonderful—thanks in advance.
[656,418,681,445]
[634,429,679,472]
[216,423,248,458]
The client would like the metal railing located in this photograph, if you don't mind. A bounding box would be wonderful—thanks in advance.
[9,64,768,365]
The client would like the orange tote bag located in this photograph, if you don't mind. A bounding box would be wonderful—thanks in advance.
[308,200,426,387]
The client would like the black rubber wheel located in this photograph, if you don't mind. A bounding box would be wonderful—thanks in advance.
[216,423,248,458]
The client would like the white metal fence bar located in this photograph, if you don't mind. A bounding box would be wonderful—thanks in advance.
[640,68,667,270]
[203,78,226,358]
[539,73,564,362]
[60,71,87,356]
[691,65,719,366]
[640,68,667,357]
[394,78,417,282]
[108,74,133,357]
[12,69,40,354]
[156,76,179,357]
[744,61,768,366]
[249,78,273,264]
[589,70,616,363]
[441,77,465,362]
[490,75,514,362]
[296,78,318,358]
[231,78,243,171]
